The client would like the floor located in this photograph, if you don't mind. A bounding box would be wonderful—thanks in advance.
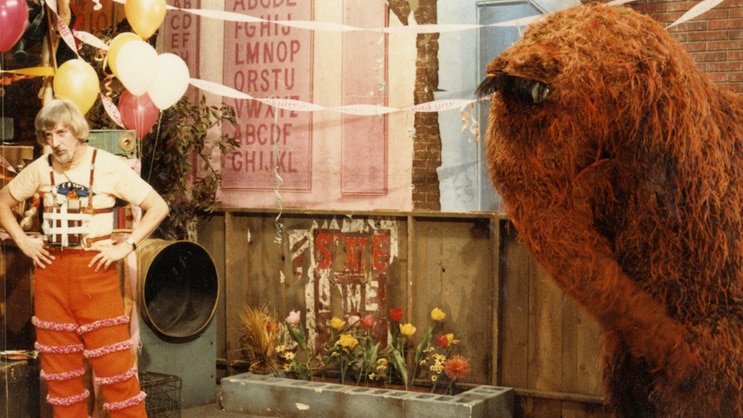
[181,402,267,418]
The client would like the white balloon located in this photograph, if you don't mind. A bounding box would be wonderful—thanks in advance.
[115,40,158,96]
[147,53,190,110]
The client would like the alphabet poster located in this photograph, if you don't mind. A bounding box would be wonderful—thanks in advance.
[222,0,313,191]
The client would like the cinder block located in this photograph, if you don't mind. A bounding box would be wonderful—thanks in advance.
[220,373,514,418]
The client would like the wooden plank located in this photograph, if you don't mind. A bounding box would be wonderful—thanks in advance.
[196,214,227,371]
[576,308,604,396]
[490,215,501,384]
[527,261,564,392]
[410,217,494,384]
[562,292,580,395]
[499,223,530,388]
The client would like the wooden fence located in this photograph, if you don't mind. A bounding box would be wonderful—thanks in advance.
[197,209,610,417]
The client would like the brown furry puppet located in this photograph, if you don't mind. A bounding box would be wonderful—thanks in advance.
[477,4,743,418]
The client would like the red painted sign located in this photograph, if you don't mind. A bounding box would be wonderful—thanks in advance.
[71,0,115,34]
[290,220,397,351]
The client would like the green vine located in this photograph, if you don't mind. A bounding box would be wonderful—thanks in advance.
[139,96,239,240]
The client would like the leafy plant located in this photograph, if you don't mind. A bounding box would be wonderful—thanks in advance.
[81,24,239,241]
[139,95,238,240]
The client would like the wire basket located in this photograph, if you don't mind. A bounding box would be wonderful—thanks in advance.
[139,371,182,418]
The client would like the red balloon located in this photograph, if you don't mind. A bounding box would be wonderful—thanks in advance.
[0,0,29,52]
[118,90,160,139]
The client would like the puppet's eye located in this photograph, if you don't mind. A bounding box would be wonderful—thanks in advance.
[475,75,501,97]
[476,73,551,104]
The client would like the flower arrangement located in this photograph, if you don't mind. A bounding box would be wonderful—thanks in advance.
[239,305,471,394]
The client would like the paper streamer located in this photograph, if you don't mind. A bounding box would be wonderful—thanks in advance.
[111,0,715,34]
[4,0,710,119]
[118,0,739,36]
[667,0,724,28]
[107,0,550,33]
[0,67,55,76]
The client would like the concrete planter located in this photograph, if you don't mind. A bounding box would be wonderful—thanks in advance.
[220,372,514,418]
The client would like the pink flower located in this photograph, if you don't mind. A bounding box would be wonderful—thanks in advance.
[360,314,376,329]
[286,310,301,325]
[347,315,360,326]
[389,307,403,322]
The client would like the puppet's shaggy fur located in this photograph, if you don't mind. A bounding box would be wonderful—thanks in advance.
[478,5,743,417]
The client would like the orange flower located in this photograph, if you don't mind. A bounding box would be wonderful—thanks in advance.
[444,355,470,381]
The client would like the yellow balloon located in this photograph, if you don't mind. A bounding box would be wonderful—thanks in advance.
[106,32,141,78]
[53,59,100,115]
[125,0,167,39]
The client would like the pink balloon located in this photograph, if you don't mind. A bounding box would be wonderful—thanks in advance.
[119,90,160,139]
[0,0,29,52]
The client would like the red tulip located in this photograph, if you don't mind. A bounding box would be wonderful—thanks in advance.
[435,334,450,349]
[360,314,376,329]
[389,307,403,322]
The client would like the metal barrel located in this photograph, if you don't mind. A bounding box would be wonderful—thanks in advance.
[136,239,219,340]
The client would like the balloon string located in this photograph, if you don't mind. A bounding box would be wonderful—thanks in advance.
[146,112,164,185]
[135,96,143,139]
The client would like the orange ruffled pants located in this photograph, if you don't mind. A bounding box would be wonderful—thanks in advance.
[33,250,146,417]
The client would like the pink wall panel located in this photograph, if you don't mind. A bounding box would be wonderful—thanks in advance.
[341,1,388,196]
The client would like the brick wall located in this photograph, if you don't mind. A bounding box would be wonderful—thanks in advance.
[411,0,442,211]
[634,0,743,93]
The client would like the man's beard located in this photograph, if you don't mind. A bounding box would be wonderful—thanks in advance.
[52,148,73,165]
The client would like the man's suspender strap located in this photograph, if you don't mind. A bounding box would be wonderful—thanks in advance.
[47,149,112,215]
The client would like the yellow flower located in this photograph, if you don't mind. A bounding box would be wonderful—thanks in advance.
[431,308,446,322]
[339,333,358,349]
[330,317,346,330]
[445,333,460,345]
[400,323,416,336]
